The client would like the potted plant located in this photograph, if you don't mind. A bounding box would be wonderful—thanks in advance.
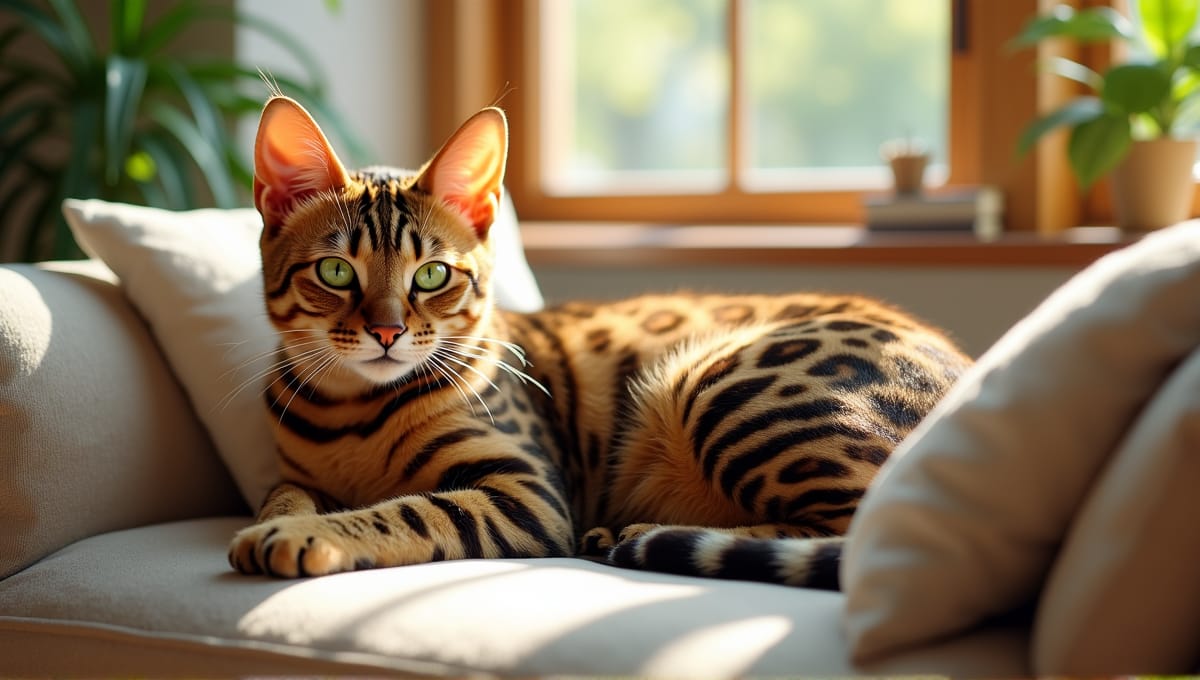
[1013,0,1200,230]
[0,0,364,261]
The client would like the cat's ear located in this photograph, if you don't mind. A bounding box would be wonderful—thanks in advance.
[253,96,350,229]
[417,107,508,240]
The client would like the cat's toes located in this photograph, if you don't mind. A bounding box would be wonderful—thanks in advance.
[580,527,615,555]
[228,519,353,578]
[616,523,661,543]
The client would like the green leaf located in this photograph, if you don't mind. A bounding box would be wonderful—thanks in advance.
[147,101,238,208]
[0,106,53,188]
[1068,113,1133,188]
[61,100,101,203]
[0,97,55,139]
[137,132,195,208]
[0,0,78,72]
[46,0,94,68]
[1138,0,1200,59]
[103,55,148,186]
[154,61,226,147]
[1102,63,1172,114]
[111,0,147,55]
[137,1,197,56]
[1184,43,1200,69]
[0,25,24,56]
[1042,56,1104,91]
[1011,5,1134,47]
[1017,96,1105,155]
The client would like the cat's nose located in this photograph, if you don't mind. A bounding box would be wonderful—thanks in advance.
[366,323,408,349]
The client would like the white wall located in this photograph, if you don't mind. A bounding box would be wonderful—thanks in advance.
[234,0,428,167]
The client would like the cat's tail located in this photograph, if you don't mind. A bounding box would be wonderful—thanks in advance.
[608,527,843,590]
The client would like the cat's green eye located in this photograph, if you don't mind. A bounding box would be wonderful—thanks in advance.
[413,261,450,292]
[317,257,356,288]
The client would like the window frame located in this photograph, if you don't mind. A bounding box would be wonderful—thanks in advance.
[428,0,1129,235]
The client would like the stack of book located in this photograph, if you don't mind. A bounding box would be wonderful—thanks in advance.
[862,186,1003,239]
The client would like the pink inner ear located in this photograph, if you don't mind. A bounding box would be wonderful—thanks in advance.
[420,109,508,239]
[253,97,349,227]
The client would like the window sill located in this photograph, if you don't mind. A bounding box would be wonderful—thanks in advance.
[518,223,1134,269]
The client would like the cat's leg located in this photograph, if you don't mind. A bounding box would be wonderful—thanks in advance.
[228,475,573,578]
[229,482,340,574]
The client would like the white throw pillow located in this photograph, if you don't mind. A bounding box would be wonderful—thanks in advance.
[62,197,544,510]
[841,220,1200,662]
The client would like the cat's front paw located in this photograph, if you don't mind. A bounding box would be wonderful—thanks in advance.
[228,517,356,578]
[579,527,616,555]
[616,523,661,543]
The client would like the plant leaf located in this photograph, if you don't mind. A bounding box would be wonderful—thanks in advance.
[1042,56,1104,91]
[1017,96,1105,155]
[155,60,226,147]
[1138,0,1200,59]
[138,132,195,208]
[147,101,238,208]
[0,107,53,193]
[138,0,199,56]
[46,0,94,68]
[61,99,100,203]
[0,0,78,72]
[1011,5,1134,47]
[1068,113,1132,189]
[103,55,148,186]
[1102,63,1172,114]
[111,0,148,55]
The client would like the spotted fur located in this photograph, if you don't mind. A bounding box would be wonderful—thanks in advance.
[228,97,972,589]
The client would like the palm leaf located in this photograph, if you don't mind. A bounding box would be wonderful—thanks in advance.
[137,131,196,208]
[137,0,199,56]
[147,100,237,208]
[103,55,147,186]
[111,0,148,55]
[0,0,78,72]
[47,0,94,65]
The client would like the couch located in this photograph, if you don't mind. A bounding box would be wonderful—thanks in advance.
[2,199,1198,676]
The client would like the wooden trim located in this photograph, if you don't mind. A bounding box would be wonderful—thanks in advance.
[519,222,1131,269]
[430,1,1092,233]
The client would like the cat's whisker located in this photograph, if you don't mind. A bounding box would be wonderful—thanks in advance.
[429,351,496,423]
[217,343,336,413]
[277,350,341,422]
[442,335,530,366]
[424,353,486,419]
[437,342,550,397]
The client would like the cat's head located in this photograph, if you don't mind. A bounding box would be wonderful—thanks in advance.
[252,96,508,390]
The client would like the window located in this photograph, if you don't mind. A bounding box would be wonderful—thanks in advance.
[429,0,1086,233]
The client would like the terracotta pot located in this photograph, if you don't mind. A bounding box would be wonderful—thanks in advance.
[1110,138,1198,231]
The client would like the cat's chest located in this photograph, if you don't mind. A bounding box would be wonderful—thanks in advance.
[272,396,455,508]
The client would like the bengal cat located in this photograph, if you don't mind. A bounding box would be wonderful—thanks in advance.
[228,96,972,589]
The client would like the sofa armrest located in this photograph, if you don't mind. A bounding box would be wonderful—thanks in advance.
[0,260,245,580]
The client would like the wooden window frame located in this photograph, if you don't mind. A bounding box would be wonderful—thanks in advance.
[428,0,1136,236]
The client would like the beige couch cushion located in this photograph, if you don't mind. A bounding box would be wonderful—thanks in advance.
[0,518,1029,677]
[842,220,1200,664]
[61,197,544,511]
[1033,345,1200,673]
[0,262,243,579]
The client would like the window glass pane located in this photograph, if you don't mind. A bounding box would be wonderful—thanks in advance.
[743,0,949,190]
[541,0,729,195]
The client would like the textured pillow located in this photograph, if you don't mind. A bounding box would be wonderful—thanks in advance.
[62,197,544,510]
[0,261,244,579]
[841,220,1200,662]
[1033,346,1200,674]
